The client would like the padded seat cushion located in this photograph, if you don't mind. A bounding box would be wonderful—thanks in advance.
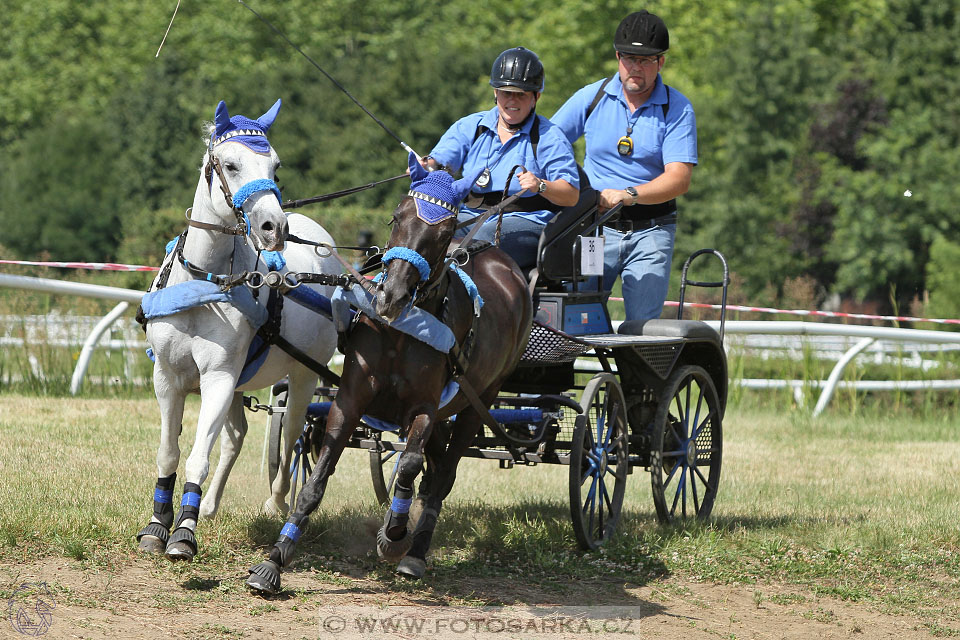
[619,319,720,344]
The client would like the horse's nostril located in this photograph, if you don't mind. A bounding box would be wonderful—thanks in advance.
[262,222,274,232]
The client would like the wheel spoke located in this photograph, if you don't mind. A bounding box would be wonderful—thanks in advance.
[692,383,705,439]
[662,455,681,490]
[670,465,684,515]
[694,465,715,491]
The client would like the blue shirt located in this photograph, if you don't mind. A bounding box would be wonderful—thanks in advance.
[429,106,580,224]
[551,75,697,191]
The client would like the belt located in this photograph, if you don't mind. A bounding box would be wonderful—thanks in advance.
[607,212,677,233]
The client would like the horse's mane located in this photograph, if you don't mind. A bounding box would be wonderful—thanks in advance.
[201,121,215,146]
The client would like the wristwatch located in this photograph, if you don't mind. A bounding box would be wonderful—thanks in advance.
[624,186,639,205]
[537,179,547,194]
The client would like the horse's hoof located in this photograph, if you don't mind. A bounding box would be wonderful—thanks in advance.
[396,556,426,580]
[262,498,289,518]
[247,560,282,595]
[138,535,167,555]
[136,522,170,555]
[376,525,412,563]
[164,527,197,562]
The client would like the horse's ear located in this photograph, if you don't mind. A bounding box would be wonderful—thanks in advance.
[257,99,282,132]
[408,151,427,183]
[451,166,485,202]
[214,101,232,138]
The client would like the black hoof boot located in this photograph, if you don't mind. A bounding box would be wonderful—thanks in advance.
[164,527,197,562]
[377,525,412,563]
[247,560,282,595]
[396,556,426,579]
[136,522,170,555]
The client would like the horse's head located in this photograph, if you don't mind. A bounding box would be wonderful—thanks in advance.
[203,99,288,251]
[374,153,480,322]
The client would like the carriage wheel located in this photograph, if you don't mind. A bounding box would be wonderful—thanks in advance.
[267,389,324,510]
[266,390,288,493]
[569,373,629,551]
[650,364,723,525]
[369,430,405,506]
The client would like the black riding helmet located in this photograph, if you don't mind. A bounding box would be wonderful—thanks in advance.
[490,47,544,93]
[614,10,669,56]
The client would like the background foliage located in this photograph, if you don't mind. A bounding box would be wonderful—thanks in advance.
[2,0,958,315]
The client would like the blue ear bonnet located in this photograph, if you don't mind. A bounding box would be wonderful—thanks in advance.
[212,100,281,154]
[408,172,461,225]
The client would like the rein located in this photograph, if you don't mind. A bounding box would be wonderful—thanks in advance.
[280,174,407,209]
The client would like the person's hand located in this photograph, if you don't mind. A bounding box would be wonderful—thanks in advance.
[598,188,630,212]
[518,170,544,194]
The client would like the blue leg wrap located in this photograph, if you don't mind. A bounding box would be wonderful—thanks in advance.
[174,483,202,528]
[152,474,176,530]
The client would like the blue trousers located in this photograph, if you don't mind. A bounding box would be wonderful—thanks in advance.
[455,212,545,271]
[600,223,676,322]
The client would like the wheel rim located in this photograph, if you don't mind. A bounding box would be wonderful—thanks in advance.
[570,373,628,550]
[651,365,722,524]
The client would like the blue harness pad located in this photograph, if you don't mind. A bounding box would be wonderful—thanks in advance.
[331,284,455,353]
[141,280,268,329]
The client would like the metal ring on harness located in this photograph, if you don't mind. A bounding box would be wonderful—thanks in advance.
[264,271,285,289]
[246,271,265,289]
[314,243,333,258]
[283,272,302,289]
[449,246,470,267]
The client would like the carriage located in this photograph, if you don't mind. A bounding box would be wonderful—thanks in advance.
[261,180,729,551]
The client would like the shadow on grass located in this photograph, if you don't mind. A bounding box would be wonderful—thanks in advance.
[243,500,672,612]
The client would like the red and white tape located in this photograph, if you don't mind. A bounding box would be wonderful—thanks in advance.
[0,259,158,272]
[3,259,957,325]
[609,296,960,326]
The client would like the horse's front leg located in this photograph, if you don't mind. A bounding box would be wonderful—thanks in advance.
[199,391,247,520]
[165,372,237,562]
[137,371,186,554]
[398,407,485,579]
[377,406,435,562]
[247,395,364,595]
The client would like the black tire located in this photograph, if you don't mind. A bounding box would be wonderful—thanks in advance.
[569,373,629,550]
[369,430,405,506]
[650,364,723,524]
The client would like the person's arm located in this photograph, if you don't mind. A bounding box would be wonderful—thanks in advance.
[517,171,579,206]
[598,161,692,210]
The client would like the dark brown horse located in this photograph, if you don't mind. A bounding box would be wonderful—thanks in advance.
[247,154,532,593]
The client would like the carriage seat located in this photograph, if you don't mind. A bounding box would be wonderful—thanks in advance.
[619,319,722,347]
[531,167,604,286]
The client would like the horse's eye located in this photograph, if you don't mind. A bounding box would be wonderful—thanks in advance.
[224,162,239,172]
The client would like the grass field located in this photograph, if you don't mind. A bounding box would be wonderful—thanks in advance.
[0,392,959,637]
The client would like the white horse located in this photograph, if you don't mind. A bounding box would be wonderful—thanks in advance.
[136,99,339,561]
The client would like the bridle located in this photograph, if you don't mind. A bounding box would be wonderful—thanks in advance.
[380,193,464,309]
[173,130,284,288]
[196,129,283,237]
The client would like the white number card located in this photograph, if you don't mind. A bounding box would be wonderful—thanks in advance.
[580,236,604,276]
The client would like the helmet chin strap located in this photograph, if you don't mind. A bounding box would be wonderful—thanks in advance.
[498,108,536,132]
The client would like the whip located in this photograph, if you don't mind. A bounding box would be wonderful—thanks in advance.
[237,0,422,161]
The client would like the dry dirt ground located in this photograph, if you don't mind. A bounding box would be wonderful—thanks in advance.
[2,556,943,640]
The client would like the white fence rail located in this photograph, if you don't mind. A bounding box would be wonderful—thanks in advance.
[2,273,960,414]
